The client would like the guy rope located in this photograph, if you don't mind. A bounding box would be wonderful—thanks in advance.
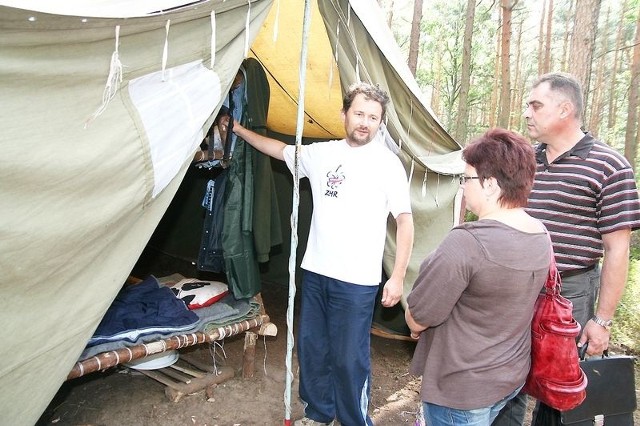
[283,1,312,424]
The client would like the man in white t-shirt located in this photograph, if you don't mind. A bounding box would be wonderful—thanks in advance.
[226,82,414,426]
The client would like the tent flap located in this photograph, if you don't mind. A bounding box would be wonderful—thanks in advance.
[0,1,461,424]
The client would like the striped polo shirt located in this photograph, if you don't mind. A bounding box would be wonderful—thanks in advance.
[526,133,640,273]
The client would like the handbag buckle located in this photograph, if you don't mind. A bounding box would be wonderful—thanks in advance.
[593,414,604,426]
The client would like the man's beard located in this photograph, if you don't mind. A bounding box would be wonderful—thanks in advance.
[347,128,372,145]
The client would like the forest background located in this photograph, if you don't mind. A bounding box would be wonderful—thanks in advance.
[377,0,640,353]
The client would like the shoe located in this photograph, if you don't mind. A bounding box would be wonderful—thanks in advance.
[293,417,335,426]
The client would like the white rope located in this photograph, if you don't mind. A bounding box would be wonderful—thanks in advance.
[209,340,227,376]
[244,0,251,57]
[84,25,122,127]
[421,169,427,197]
[262,334,269,375]
[407,99,413,147]
[334,23,340,63]
[272,0,280,42]
[162,20,171,81]
[409,157,415,184]
[330,23,339,89]
[210,11,216,68]
[284,1,312,422]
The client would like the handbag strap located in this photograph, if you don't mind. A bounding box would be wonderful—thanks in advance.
[545,231,562,295]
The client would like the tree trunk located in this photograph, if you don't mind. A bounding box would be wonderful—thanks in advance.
[498,0,517,128]
[407,0,423,76]
[538,0,546,75]
[454,0,477,143]
[608,0,628,129]
[561,0,574,71]
[510,19,523,131]
[544,0,554,73]
[588,5,610,136]
[624,6,640,169]
[431,45,442,117]
[569,0,602,114]
[490,15,501,129]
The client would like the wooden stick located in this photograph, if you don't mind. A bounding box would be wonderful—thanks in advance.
[68,315,269,380]
[179,353,217,373]
[370,326,415,342]
[138,369,176,387]
[242,332,257,379]
[170,361,206,378]
[159,366,193,383]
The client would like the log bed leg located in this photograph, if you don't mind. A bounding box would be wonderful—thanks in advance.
[242,331,257,379]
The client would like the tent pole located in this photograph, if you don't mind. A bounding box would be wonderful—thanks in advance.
[283,1,312,425]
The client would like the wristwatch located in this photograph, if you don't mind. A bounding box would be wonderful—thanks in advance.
[591,315,613,330]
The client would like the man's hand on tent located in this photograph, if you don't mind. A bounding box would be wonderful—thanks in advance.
[226,117,287,161]
[380,276,403,307]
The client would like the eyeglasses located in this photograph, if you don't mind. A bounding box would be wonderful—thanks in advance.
[459,175,481,185]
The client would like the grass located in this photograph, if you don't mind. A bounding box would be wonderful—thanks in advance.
[611,234,640,354]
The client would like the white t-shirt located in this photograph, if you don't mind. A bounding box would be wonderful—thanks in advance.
[283,139,411,285]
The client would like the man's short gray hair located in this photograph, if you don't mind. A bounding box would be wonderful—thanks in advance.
[533,72,584,121]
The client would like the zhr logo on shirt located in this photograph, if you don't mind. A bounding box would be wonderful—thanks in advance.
[325,166,345,198]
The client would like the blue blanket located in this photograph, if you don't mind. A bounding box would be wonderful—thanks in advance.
[79,276,259,361]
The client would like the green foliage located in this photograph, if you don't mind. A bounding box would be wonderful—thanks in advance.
[384,0,640,352]
[463,210,478,223]
[611,235,640,353]
[389,0,637,151]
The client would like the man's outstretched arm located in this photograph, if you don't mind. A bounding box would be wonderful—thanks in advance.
[221,116,287,161]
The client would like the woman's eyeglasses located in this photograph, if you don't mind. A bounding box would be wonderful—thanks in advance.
[459,175,481,185]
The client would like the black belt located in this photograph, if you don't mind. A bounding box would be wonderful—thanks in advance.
[560,264,596,279]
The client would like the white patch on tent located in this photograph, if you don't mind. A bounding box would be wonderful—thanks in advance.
[128,60,221,198]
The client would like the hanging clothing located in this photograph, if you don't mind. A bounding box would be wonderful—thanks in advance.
[197,58,281,299]
[243,57,283,262]
[197,169,228,272]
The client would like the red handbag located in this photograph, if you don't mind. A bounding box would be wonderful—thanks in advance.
[522,249,588,411]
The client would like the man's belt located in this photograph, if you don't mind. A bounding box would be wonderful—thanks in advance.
[560,264,596,279]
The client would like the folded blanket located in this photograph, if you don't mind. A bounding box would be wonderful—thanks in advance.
[197,293,261,331]
[79,279,260,361]
[87,275,200,347]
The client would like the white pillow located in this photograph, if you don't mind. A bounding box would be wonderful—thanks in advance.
[170,279,229,310]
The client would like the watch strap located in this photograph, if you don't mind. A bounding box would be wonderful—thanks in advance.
[591,315,613,329]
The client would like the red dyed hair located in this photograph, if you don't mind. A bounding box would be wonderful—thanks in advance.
[463,128,536,208]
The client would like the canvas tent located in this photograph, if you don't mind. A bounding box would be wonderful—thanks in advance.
[0,0,463,424]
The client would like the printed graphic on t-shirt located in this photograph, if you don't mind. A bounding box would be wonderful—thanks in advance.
[325,165,345,198]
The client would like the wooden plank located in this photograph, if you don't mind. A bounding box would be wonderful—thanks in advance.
[169,361,206,378]
[179,353,217,373]
[159,366,192,384]
[137,370,176,388]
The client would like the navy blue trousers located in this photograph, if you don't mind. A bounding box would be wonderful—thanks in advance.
[297,270,378,426]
